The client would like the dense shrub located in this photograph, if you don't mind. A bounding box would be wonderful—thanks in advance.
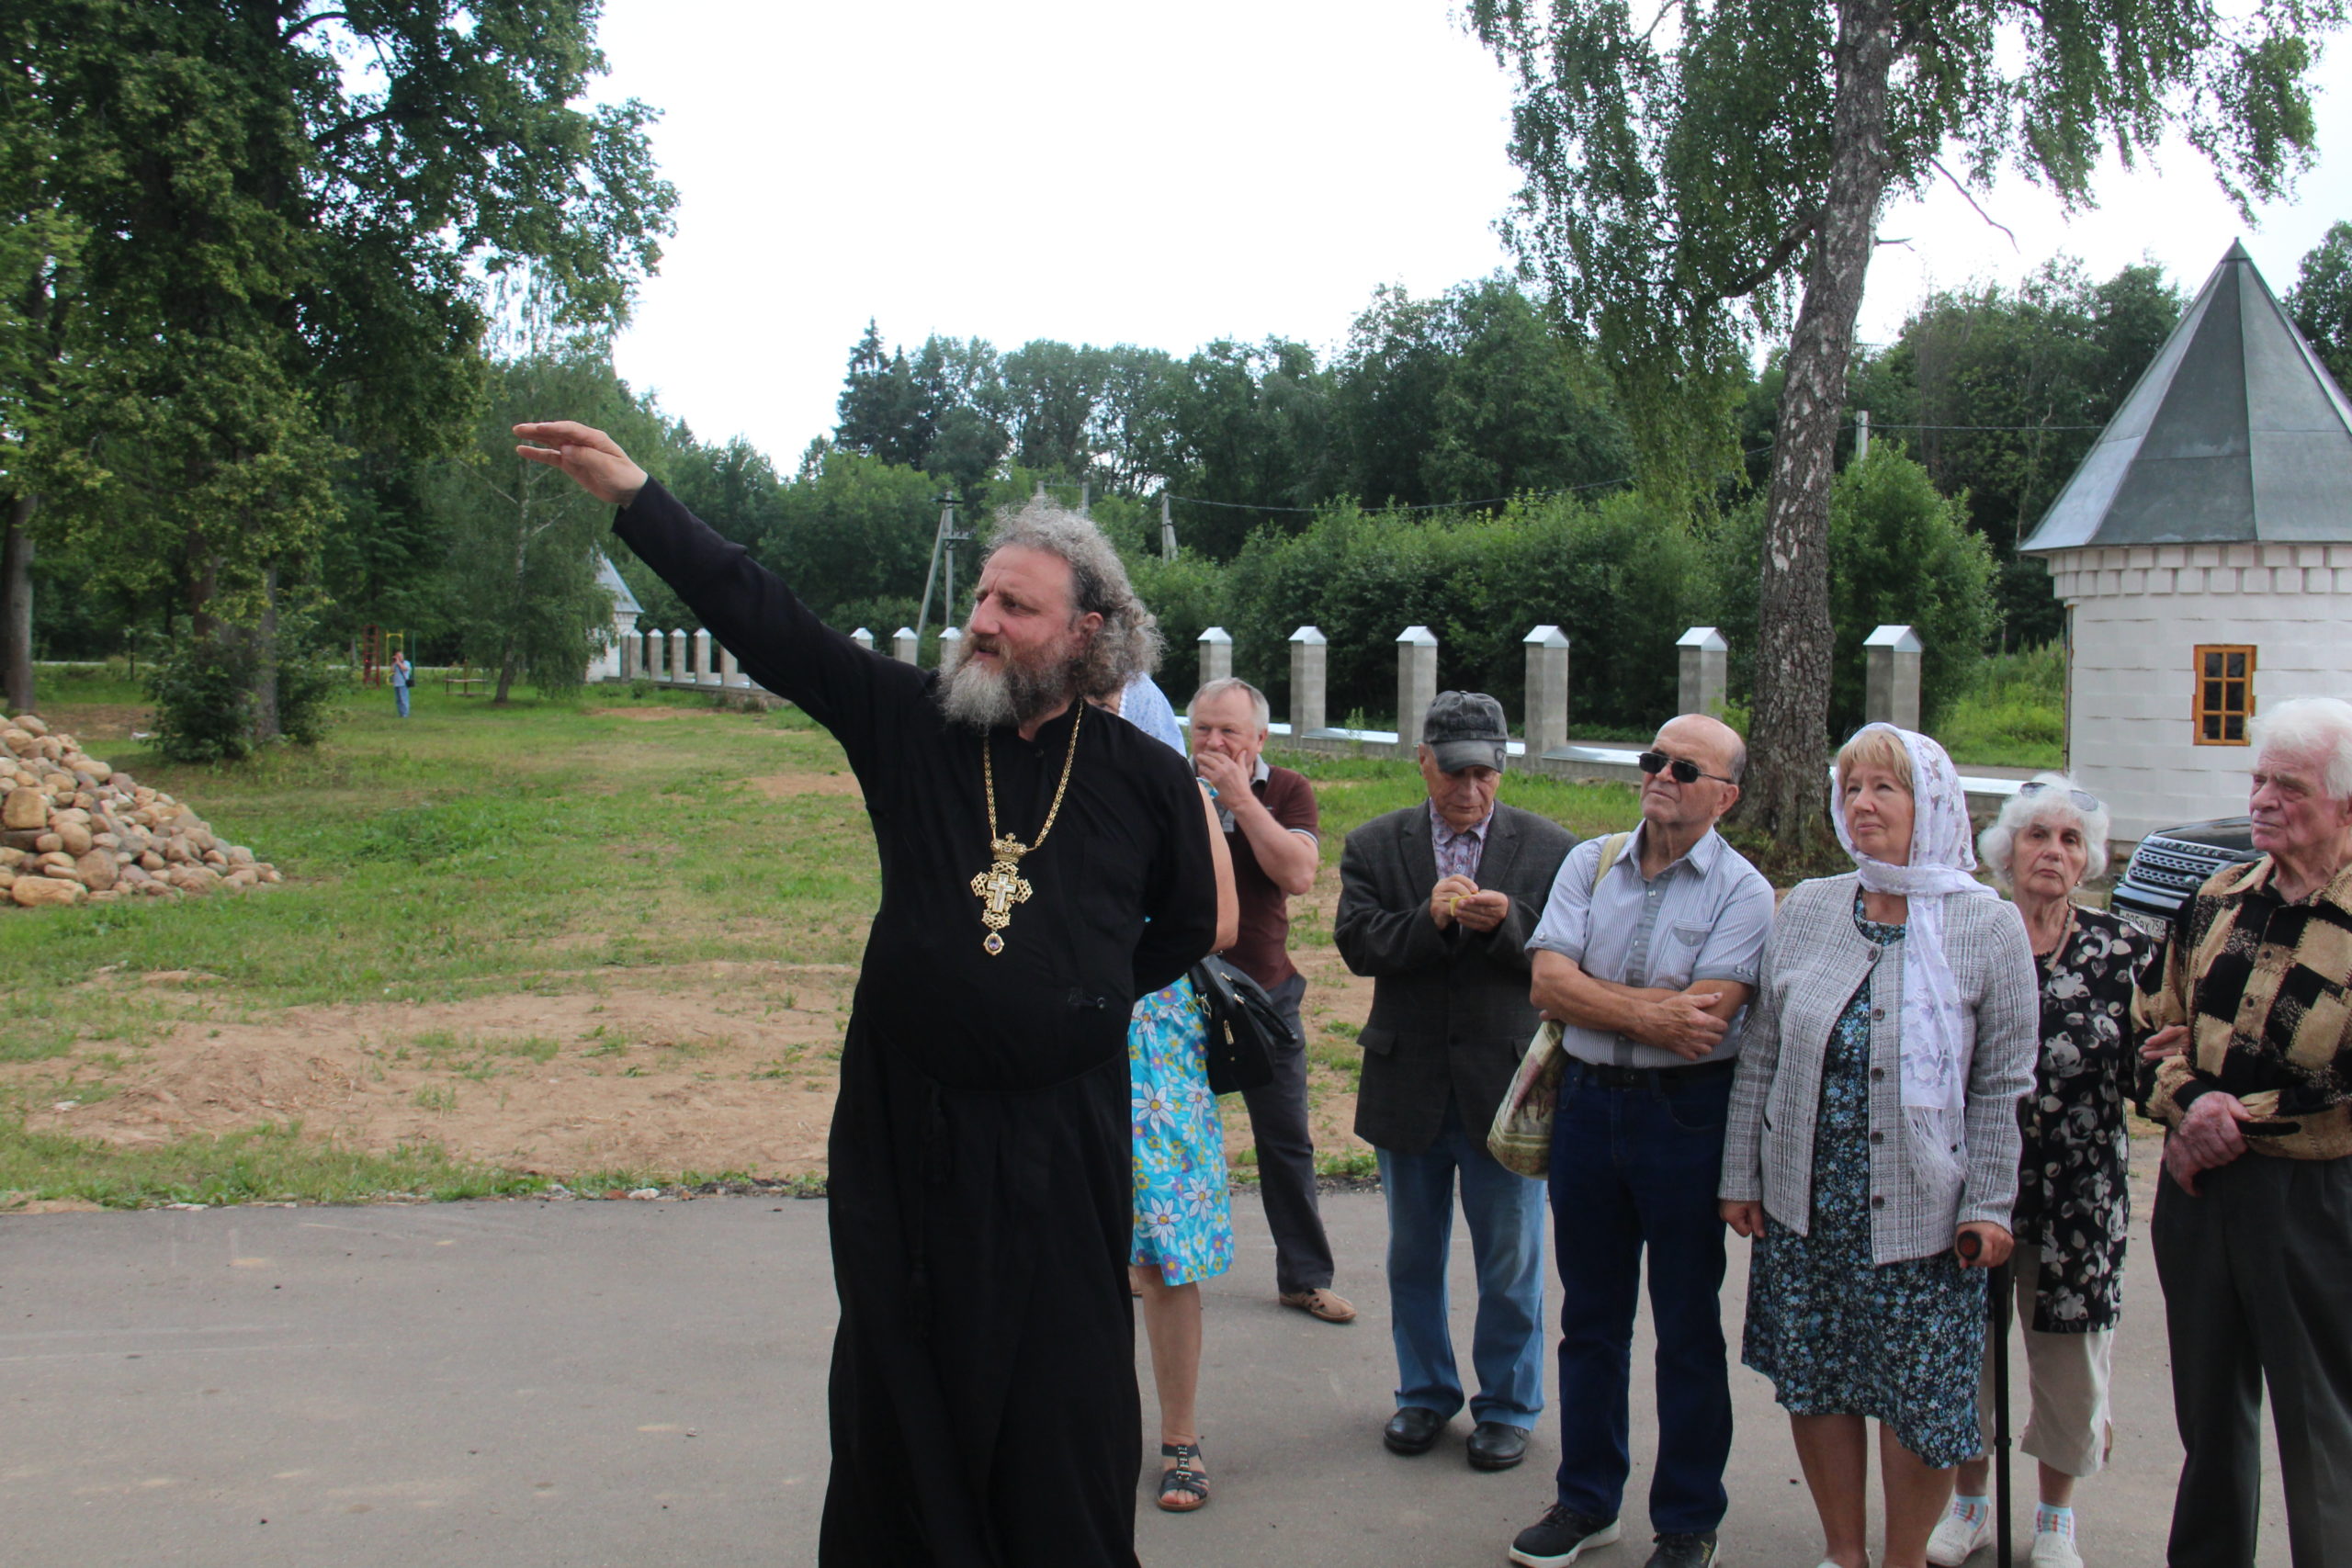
[145,631,344,763]
[1220,490,1705,734]
[146,636,261,762]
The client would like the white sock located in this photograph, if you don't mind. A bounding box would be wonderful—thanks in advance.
[2037,1504,2075,1538]
[1952,1494,1990,1523]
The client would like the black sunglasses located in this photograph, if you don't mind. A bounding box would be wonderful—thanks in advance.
[1638,750,1736,786]
[2017,781,2101,813]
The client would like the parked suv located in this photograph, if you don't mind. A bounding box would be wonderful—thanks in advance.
[2111,816,2260,935]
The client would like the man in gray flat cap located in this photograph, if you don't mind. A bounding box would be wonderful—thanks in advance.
[1337,692,1577,1473]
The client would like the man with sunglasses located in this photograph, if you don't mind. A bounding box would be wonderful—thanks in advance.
[1509,714,1774,1568]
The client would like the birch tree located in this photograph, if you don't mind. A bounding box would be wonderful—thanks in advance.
[1470,0,2342,848]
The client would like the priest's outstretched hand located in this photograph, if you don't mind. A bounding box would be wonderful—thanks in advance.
[514,422,650,508]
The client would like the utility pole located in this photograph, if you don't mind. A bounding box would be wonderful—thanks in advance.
[1854,408,1871,463]
[1160,493,1177,562]
[912,496,970,653]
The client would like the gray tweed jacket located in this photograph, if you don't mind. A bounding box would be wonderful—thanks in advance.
[1719,873,2039,1264]
[1335,801,1576,1155]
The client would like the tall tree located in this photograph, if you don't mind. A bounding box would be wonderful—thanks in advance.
[1471,0,2340,847]
[2288,220,2352,388]
[434,324,641,704]
[6,0,673,724]
[1849,259,2182,645]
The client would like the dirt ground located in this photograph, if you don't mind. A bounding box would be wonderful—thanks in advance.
[17,907,1378,1185]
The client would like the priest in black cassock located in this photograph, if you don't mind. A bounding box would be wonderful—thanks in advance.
[515,422,1220,1567]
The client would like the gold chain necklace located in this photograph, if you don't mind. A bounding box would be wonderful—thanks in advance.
[970,702,1083,955]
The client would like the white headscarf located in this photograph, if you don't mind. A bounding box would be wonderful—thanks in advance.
[1832,724,1994,1192]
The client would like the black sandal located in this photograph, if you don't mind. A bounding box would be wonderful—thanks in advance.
[1156,1440,1208,1512]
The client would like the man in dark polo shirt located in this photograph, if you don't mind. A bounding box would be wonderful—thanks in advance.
[1190,676,1352,1324]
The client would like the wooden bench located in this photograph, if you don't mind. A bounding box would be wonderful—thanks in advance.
[443,671,487,697]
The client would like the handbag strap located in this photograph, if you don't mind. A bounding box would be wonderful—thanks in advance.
[1593,831,1630,895]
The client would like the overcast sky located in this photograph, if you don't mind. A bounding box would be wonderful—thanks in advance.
[594,0,2352,470]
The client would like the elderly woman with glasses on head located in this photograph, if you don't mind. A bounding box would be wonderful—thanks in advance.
[1916,776,2151,1568]
[1720,724,2038,1568]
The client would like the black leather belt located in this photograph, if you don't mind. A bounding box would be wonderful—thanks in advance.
[1571,1057,1738,1090]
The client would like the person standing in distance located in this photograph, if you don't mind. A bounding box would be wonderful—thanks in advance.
[1189,676,1352,1324]
[1508,713,1774,1568]
[1336,692,1575,1473]
[390,650,413,719]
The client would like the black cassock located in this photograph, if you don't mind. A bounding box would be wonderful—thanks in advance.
[614,482,1217,1567]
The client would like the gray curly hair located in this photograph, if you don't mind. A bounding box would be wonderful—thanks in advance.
[983,499,1161,699]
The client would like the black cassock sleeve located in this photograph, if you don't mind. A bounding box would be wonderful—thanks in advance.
[1132,773,1218,998]
[611,479,924,775]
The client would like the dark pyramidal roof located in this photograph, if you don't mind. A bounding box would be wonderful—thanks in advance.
[2020,241,2352,552]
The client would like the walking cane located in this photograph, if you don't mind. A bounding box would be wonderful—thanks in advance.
[1957,1229,2015,1568]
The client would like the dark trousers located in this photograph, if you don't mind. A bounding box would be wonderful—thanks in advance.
[2153,1152,2352,1568]
[1238,972,1335,1294]
[1547,1059,1735,1536]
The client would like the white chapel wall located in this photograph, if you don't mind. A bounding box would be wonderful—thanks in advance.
[2050,543,2352,840]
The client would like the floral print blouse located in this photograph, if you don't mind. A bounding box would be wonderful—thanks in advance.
[2016,906,2150,1333]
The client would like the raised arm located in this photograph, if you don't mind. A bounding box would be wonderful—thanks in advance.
[516,420,920,755]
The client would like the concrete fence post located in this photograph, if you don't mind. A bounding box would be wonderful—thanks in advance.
[1523,625,1570,759]
[852,627,875,654]
[642,630,662,683]
[1863,625,1923,730]
[893,626,920,665]
[620,636,639,681]
[720,645,744,688]
[1677,626,1729,719]
[1198,626,1232,690]
[937,626,963,671]
[694,629,718,686]
[669,629,690,685]
[1396,626,1439,748]
[1289,626,1328,736]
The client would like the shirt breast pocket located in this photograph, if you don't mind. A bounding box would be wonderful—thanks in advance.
[1646,922,1709,991]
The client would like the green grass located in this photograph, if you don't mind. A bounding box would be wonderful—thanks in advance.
[0,684,869,1012]
[0,1120,543,1208]
[0,683,1647,1204]
[1937,642,2066,769]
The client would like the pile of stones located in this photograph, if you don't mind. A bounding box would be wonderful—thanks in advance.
[0,713,282,908]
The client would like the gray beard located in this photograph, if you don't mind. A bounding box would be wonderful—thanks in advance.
[936,643,1077,733]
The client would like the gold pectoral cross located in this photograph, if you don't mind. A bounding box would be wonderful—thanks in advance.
[970,836,1034,954]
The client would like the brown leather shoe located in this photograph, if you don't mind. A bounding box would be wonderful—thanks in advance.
[1278,1287,1357,1324]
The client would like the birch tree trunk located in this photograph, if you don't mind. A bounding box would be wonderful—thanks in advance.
[1743,0,1897,847]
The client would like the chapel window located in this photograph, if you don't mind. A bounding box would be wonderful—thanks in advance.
[2193,645,2256,745]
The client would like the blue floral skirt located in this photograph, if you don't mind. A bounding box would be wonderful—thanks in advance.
[1127,976,1234,1287]
[1742,939,1987,1468]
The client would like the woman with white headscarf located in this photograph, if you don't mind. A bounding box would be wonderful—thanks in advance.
[1720,724,2038,1568]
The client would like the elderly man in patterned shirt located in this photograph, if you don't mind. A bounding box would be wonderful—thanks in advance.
[2138,694,2352,1568]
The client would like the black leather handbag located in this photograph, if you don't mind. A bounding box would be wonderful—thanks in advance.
[1188,954,1291,1096]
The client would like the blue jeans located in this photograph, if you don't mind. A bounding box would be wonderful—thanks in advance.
[1375,1095,1547,1427]
[394,683,411,718]
[1549,1058,1734,1535]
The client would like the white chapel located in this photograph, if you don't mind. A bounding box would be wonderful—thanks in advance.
[2020,241,2352,841]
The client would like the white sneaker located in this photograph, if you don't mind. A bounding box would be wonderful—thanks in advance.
[1926,1500,1995,1566]
[2030,1527,2084,1568]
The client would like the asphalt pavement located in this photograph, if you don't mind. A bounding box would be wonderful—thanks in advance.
[0,1179,2291,1566]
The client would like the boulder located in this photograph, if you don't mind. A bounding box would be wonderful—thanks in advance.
[2,787,45,829]
[11,876,81,908]
[138,851,164,871]
[33,832,61,853]
[13,713,48,737]
[57,820,93,856]
[75,850,118,892]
